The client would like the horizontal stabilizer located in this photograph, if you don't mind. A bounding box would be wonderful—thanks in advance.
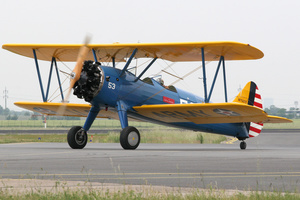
[264,115,293,123]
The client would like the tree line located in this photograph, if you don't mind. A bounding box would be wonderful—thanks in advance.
[264,105,298,119]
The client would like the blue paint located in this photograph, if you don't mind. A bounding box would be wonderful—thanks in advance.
[135,57,157,82]
[120,48,138,77]
[53,58,64,101]
[92,49,98,63]
[33,49,46,102]
[83,65,249,138]
[83,105,100,131]
[117,101,128,129]
[208,56,223,102]
[201,48,208,103]
[222,56,228,102]
[45,58,54,101]
[112,57,115,68]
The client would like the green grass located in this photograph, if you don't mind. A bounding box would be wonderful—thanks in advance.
[0,118,296,144]
[0,187,300,200]
[263,118,300,129]
[0,130,226,144]
[0,119,154,128]
[0,118,298,129]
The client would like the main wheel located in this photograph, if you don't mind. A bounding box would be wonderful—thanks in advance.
[120,126,140,150]
[240,141,247,150]
[67,126,87,149]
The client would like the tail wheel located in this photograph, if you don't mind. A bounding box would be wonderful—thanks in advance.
[240,141,247,150]
[67,126,87,149]
[120,126,140,150]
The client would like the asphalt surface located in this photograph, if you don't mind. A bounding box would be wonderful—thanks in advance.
[0,130,300,192]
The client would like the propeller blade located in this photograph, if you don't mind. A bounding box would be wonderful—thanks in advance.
[57,35,92,116]
[64,35,92,103]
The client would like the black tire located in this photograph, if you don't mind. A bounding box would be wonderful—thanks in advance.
[67,126,87,149]
[120,126,140,150]
[240,141,247,150]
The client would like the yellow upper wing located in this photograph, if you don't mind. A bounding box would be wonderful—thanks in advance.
[133,102,269,124]
[2,41,263,62]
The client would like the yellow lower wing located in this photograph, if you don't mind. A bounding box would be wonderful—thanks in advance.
[134,103,269,124]
[14,102,118,119]
[15,101,292,124]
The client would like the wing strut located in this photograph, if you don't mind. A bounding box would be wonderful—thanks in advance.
[134,57,157,82]
[92,49,98,63]
[53,58,65,101]
[120,48,138,77]
[201,48,228,103]
[33,49,46,102]
[201,48,208,103]
[207,56,228,103]
[32,49,65,102]
[112,57,116,68]
[222,57,228,102]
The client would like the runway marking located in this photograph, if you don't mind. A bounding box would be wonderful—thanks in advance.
[225,137,238,144]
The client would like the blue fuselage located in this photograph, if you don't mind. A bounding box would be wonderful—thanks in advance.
[90,66,249,139]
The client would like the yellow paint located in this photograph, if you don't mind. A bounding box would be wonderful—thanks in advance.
[134,102,268,124]
[14,101,118,119]
[2,41,263,62]
[233,82,251,104]
[265,115,293,123]
[225,138,238,144]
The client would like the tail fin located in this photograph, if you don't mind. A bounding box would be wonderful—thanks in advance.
[233,81,263,137]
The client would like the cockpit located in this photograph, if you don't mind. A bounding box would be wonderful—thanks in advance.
[142,76,177,93]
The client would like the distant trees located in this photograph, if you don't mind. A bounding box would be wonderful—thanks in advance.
[0,105,11,118]
[0,105,19,120]
[264,105,298,119]
[6,114,18,120]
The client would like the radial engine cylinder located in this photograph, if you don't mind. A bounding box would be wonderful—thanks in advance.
[73,60,103,102]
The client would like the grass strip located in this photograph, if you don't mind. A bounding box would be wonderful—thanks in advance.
[0,130,226,144]
[0,187,300,200]
[0,119,298,129]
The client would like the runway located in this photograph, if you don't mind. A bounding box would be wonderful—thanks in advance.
[1,130,300,192]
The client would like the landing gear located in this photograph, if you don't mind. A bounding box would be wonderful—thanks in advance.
[240,141,247,150]
[67,126,87,149]
[120,126,140,150]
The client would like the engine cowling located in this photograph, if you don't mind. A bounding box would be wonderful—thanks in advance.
[73,60,103,102]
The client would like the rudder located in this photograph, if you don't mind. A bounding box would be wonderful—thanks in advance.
[233,81,263,137]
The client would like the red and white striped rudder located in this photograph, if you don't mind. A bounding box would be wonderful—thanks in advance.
[233,81,264,137]
[249,85,263,137]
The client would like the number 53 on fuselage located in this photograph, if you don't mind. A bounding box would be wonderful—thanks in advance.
[2,41,292,150]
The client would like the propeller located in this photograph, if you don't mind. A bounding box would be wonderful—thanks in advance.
[64,36,91,103]
[56,36,91,115]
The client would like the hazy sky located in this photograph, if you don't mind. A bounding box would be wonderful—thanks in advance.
[1,0,299,111]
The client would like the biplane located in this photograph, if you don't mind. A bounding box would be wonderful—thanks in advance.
[2,41,292,150]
